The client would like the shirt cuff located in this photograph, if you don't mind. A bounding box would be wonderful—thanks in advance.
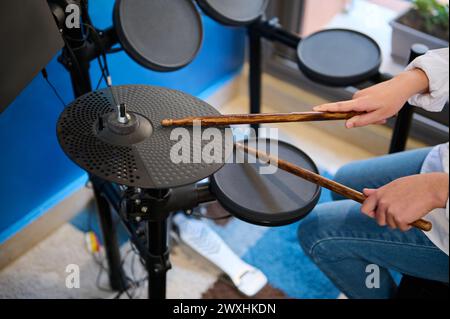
[406,49,449,112]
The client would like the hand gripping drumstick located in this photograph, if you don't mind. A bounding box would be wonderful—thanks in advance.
[235,143,432,232]
[161,111,362,127]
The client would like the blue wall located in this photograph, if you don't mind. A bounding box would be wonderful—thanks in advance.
[0,1,245,244]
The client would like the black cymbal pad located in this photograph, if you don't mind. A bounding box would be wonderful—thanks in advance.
[297,29,381,86]
[114,0,203,71]
[197,0,268,26]
[57,85,228,189]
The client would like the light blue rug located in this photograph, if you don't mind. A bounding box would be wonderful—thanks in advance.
[207,171,339,299]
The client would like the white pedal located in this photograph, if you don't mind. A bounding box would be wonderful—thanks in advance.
[173,213,267,297]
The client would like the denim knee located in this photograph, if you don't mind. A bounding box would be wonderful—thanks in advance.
[298,216,348,263]
[298,218,314,258]
[298,212,325,259]
[298,200,362,261]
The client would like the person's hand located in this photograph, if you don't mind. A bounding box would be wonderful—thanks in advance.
[361,173,449,231]
[313,69,430,128]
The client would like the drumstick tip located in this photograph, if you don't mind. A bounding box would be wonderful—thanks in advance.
[161,119,173,127]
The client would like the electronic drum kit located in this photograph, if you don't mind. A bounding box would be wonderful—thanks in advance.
[54,0,432,299]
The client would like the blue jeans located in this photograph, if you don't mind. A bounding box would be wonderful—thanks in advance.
[298,148,449,299]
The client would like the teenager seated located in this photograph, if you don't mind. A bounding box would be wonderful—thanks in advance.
[298,48,449,298]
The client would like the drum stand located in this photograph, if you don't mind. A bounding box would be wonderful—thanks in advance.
[52,2,263,299]
[96,179,215,299]
[52,5,128,292]
[61,36,219,297]
[50,0,143,292]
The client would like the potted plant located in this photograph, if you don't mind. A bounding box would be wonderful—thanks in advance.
[391,0,449,63]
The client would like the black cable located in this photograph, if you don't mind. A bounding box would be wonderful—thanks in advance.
[109,256,132,299]
[94,255,114,293]
[95,74,104,90]
[82,22,119,107]
[86,218,140,297]
[79,23,109,86]
[60,23,105,94]
[89,214,149,298]
[120,248,135,299]
[61,36,85,87]
[95,57,107,90]
[41,68,66,108]
[83,23,111,81]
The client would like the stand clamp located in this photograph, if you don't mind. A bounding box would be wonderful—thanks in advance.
[146,251,172,274]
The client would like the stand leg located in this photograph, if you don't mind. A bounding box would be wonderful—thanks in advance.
[389,105,414,153]
[249,24,262,135]
[147,217,170,299]
[91,178,127,291]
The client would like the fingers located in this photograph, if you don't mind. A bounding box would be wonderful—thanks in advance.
[352,90,363,99]
[367,188,387,227]
[346,109,386,128]
[362,189,412,232]
[375,201,387,227]
[392,214,412,232]
[386,213,397,229]
[363,188,376,196]
[313,100,361,113]
[361,189,378,219]
[401,225,412,232]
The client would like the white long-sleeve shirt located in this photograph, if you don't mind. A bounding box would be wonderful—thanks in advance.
[406,48,449,255]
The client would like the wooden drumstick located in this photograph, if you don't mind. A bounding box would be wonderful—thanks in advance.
[161,111,362,127]
[236,143,432,232]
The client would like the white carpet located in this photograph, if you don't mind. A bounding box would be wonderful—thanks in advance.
[0,224,220,299]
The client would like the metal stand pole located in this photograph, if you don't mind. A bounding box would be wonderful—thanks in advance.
[247,20,301,135]
[91,177,127,291]
[389,44,428,154]
[64,45,127,290]
[248,24,263,134]
[147,217,170,299]
[59,12,126,291]
[142,189,172,299]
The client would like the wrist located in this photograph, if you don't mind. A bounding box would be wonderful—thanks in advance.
[396,69,430,98]
[427,173,449,209]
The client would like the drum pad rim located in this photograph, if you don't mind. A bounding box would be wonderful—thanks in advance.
[297,28,382,87]
[113,0,204,72]
[196,0,269,26]
[210,139,322,227]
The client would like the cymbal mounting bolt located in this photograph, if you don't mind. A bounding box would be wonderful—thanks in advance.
[141,206,148,213]
[117,103,131,124]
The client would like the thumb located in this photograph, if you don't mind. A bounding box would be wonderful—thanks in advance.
[346,110,386,128]
[363,188,377,196]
